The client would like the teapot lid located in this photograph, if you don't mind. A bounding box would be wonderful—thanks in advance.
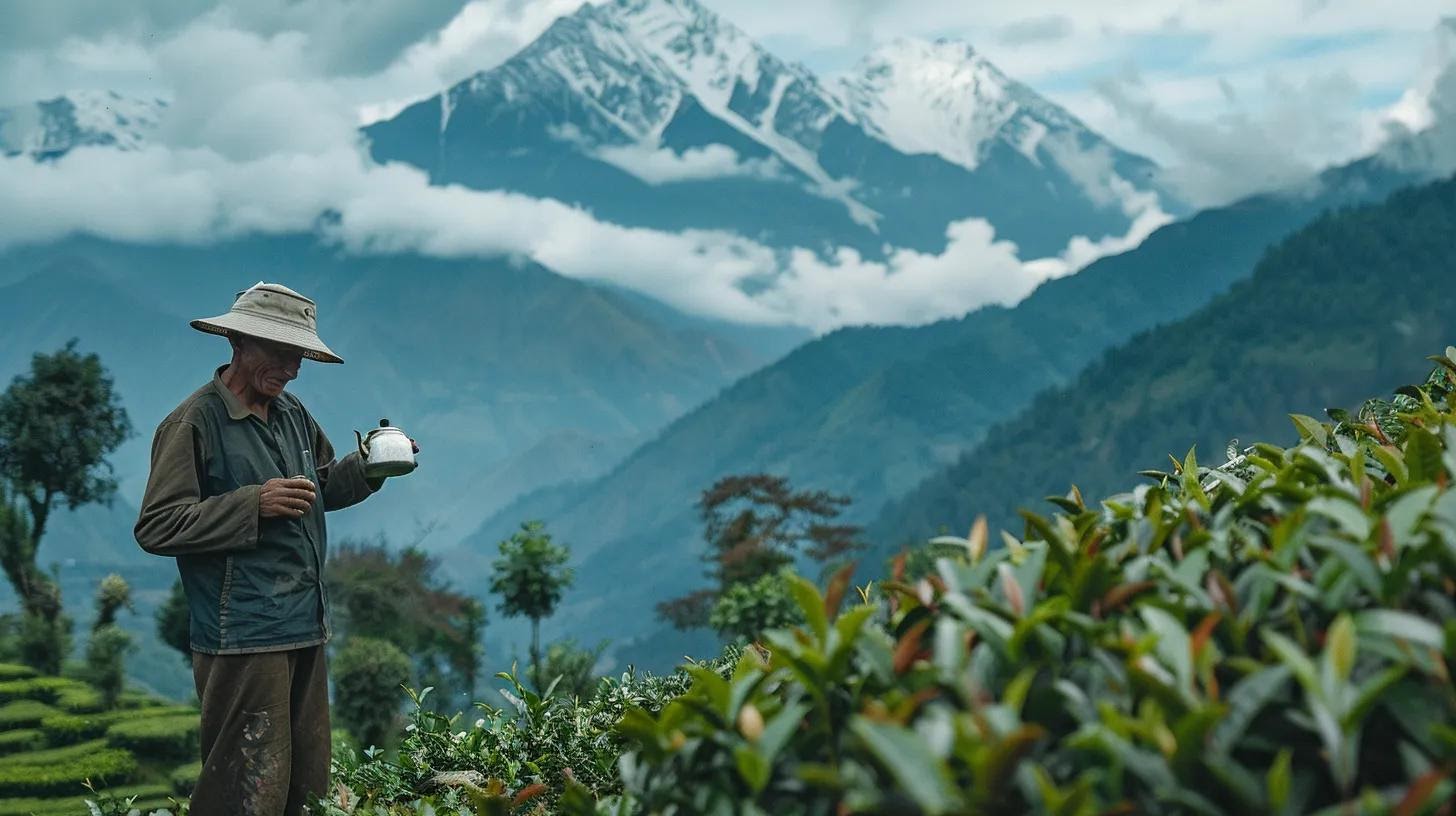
[379,418,390,428]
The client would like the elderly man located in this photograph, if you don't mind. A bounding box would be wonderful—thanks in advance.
[134,282,415,815]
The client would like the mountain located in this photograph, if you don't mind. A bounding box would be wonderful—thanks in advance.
[0,91,165,159]
[873,174,1456,549]
[364,0,1175,259]
[452,148,1435,673]
[0,235,798,555]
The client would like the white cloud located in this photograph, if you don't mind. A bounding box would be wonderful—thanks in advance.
[592,143,786,185]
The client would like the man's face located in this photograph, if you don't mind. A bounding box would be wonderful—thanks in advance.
[236,337,304,399]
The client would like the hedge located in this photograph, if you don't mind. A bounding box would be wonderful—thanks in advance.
[0,663,37,681]
[0,738,110,767]
[106,713,201,761]
[0,728,44,756]
[0,747,137,797]
[0,782,170,816]
[0,676,89,704]
[0,699,59,728]
[171,759,202,796]
[53,684,106,713]
[42,705,197,746]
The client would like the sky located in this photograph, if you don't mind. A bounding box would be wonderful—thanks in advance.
[0,1,1452,331]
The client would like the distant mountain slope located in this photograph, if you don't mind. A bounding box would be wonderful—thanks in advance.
[874,174,1456,548]
[0,91,165,159]
[364,0,1173,258]
[0,235,797,554]
[451,154,1429,672]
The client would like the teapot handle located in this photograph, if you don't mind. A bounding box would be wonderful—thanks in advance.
[354,429,369,458]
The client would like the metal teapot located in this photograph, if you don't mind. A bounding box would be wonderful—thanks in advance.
[354,419,416,478]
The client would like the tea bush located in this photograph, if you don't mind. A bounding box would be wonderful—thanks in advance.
[331,351,1456,815]
[0,783,172,816]
[0,698,59,728]
[42,704,196,745]
[105,713,201,761]
[0,728,44,756]
[0,746,137,797]
[170,760,202,796]
[0,676,87,704]
[0,662,38,681]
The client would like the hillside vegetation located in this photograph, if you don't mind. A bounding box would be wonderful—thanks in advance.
[0,664,196,814]
[876,174,1456,550]
[315,344,1456,815]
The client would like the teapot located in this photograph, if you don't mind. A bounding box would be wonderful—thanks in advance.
[355,419,417,478]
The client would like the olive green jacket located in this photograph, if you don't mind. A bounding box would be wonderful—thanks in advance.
[134,367,377,654]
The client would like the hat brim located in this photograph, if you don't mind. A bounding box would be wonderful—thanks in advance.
[191,313,344,364]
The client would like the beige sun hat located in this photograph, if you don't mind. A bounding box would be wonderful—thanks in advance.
[190,282,344,364]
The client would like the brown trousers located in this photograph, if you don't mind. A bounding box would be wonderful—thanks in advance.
[191,645,331,816]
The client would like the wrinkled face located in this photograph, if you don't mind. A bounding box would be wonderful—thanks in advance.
[233,336,304,399]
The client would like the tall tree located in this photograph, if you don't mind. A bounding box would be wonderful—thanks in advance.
[86,574,133,707]
[0,341,129,672]
[156,579,192,665]
[657,474,860,631]
[328,537,483,707]
[489,520,574,691]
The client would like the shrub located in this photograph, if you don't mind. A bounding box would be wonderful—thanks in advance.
[0,728,43,755]
[0,698,59,728]
[85,625,134,708]
[43,705,196,746]
[0,675,87,704]
[106,713,200,761]
[0,662,37,681]
[333,636,412,750]
[0,738,109,766]
[0,747,137,797]
[54,683,106,713]
[170,759,202,796]
[603,359,1456,814]
[0,783,171,816]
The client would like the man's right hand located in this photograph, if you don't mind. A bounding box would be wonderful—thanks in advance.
[259,477,317,519]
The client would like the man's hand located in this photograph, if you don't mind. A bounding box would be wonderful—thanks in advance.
[259,477,317,519]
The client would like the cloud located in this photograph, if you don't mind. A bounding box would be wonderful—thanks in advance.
[1093,66,1367,206]
[591,143,786,185]
[998,16,1074,46]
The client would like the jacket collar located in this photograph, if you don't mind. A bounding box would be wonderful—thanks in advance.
[211,365,256,422]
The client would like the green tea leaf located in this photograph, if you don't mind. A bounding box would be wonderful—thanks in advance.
[1404,428,1444,483]
[850,716,958,814]
[1291,414,1329,447]
[786,574,829,643]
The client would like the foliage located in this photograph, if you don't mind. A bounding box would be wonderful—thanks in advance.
[42,705,195,745]
[0,698,60,727]
[0,783,172,816]
[92,574,133,631]
[0,341,129,669]
[658,474,859,632]
[328,654,736,813]
[707,568,802,643]
[329,538,484,707]
[0,746,137,797]
[55,682,106,713]
[877,173,1456,549]
[0,728,43,755]
[0,675,89,703]
[334,636,413,750]
[105,714,200,762]
[534,638,607,701]
[0,661,37,680]
[85,625,133,709]
[606,355,1456,815]
[170,760,201,796]
[490,520,574,690]
[155,579,192,666]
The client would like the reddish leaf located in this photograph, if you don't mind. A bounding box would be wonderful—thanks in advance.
[512,783,548,807]
[1191,611,1223,658]
[824,560,857,620]
[1395,766,1449,816]
[893,618,931,675]
[1100,581,1155,614]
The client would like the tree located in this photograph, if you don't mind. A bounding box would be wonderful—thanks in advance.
[707,569,802,643]
[156,579,192,665]
[86,574,134,707]
[657,474,860,631]
[489,520,573,691]
[332,636,411,750]
[328,537,483,708]
[535,638,607,700]
[0,341,129,673]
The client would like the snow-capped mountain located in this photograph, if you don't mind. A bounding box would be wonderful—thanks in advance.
[0,91,165,159]
[366,0,1177,258]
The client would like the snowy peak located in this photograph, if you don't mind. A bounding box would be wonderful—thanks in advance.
[0,91,164,158]
[840,37,1066,170]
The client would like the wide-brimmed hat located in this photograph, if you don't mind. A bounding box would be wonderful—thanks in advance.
[190,282,343,364]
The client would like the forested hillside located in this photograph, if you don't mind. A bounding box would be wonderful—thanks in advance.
[875,174,1456,549]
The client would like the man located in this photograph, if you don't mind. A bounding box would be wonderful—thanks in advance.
[134,282,417,815]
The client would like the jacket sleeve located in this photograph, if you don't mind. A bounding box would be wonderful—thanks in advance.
[134,420,261,556]
[312,422,379,512]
